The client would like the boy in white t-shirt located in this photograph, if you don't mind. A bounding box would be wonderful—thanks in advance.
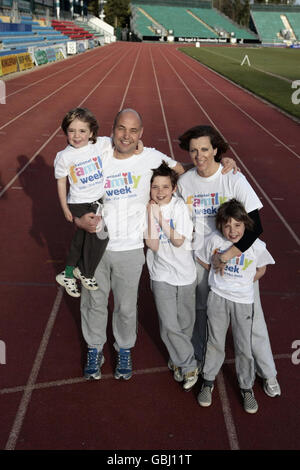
[54,108,111,297]
[195,199,275,414]
[145,162,199,391]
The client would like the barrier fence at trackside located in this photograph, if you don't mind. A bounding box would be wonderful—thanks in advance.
[0,39,97,77]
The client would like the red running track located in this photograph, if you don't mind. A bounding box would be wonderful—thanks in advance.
[0,42,299,452]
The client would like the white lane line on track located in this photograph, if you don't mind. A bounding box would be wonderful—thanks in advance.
[0,49,119,132]
[172,50,300,161]
[0,49,130,199]
[160,49,300,246]
[4,48,104,99]
[0,354,291,396]
[4,45,142,450]
[5,287,64,450]
[118,47,142,111]
[150,47,174,159]
[216,372,240,450]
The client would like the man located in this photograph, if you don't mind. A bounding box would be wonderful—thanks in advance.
[75,108,184,380]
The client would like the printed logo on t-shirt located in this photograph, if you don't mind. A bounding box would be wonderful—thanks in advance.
[186,192,228,216]
[104,172,141,199]
[219,250,253,277]
[70,155,103,187]
[156,219,175,244]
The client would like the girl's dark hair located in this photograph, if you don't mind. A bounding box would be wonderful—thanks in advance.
[216,199,254,234]
[151,161,178,189]
[61,107,99,144]
[178,125,229,162]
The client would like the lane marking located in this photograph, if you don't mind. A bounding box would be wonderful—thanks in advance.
[5,288,64,450]
[173,49,300,161]
[0,49,119,132]
[0,354,291,396]
[216,371,240,450]
[150,47,174,159]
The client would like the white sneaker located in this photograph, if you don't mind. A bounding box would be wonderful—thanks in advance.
[183,368,199,391]
[73,267,99,291]
[263,377,281,397]
[56,271,80,298]
[168,359,183,382]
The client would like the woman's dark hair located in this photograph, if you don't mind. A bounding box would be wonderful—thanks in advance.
[61,107,99,144]
[151,161,178,189]
[178,125,229,162]
[216,199,254,234]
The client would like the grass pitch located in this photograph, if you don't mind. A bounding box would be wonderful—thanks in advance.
[179,46,300,120]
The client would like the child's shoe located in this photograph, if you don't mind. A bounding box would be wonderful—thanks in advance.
[84,347,105,380]
[263,377,281,397]
[197,383,214,407]
[183,368,199,391]
[73,267,99,291]
[168,359,183,382]
[241,389,258,414]
[114,348,132,380]
[56,271,80,298]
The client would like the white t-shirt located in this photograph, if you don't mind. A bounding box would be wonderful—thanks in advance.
[102,147,177,251]
[54,136,112,203]
[146,195,197,286]
[196,231,275,304]
[177,165,263,251]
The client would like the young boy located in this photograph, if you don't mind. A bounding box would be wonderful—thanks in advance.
[145,162,198,391]
[195,199,275,414]
[54,107,111,297]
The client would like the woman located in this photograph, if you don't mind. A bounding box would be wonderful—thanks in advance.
[177,125,280,398]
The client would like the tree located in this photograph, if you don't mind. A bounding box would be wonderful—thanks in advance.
[104,0,131,28]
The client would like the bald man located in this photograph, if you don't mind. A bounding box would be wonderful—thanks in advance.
[76,109,185,381]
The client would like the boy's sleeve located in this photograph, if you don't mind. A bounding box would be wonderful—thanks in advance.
[195,234,215,265]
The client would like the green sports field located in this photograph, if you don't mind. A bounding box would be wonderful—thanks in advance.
[179,46,300,120]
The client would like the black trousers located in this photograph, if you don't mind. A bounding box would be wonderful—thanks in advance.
[66,200,109,278]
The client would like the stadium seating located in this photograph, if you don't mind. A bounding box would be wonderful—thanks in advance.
[51,20,94,40]
[190,7,257,40]
[131,2,257,40]
[251,5,300,43]
[0,15,68,51]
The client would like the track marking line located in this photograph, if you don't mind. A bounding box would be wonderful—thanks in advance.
[0,49,120,132]
[216,371,240,450]
[0,354,291,396]
[5,287,64,450]
[150,48,174,159]
[173,50,300,161]
[118,47,142,111]
[160,49,300,246]
[4,48,107,99]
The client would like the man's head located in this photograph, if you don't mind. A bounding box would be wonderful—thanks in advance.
[112,109,143,158]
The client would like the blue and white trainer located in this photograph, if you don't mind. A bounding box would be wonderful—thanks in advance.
[114,348,132,380]
[84,347,105,380]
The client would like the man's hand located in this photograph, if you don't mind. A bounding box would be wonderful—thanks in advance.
[221,157,240,175]
[74,212,101,233]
